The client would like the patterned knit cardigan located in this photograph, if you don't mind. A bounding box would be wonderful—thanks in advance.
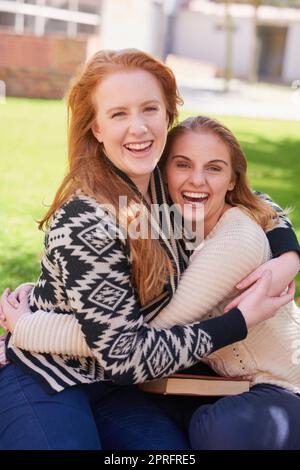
[5,165,299,394]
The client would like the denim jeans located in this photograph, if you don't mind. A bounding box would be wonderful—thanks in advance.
[0,363,189,450]
[189,383,300,450]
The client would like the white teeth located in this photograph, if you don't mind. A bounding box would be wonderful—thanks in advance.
[125,141,152,151]
[182,192,209,199]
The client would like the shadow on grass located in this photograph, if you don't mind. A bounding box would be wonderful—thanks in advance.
[240,136,300,227]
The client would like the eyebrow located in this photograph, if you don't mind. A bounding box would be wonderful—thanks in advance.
[106,100,161,115]
[170,155,190,161]
[207,159,229,166]
[171,155,228,166]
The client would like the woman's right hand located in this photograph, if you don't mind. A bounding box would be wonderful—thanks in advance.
[0,287,31,333]
[5,283,34,307]
[238,270,295,330]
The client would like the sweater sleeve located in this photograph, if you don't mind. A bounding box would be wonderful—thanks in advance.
[256,191,300,258]
[11,198,247,384]
[13,310,92,357]
[150,209,270,329]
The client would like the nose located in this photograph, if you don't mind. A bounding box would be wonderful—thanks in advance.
[189,169,206,187]
[129,115,148,136]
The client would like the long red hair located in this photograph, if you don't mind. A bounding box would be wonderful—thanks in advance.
[39,49,183,305]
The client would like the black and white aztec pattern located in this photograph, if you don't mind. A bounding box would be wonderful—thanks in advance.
[254,191,292,230]
[6,195,245,392]
[5,169,299,394]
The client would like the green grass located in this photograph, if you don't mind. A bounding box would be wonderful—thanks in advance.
[0,98,299,305]
[0,98,67,295]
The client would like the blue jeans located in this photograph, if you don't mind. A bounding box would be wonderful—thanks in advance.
[0,363,189,450]
[189,383,300,450]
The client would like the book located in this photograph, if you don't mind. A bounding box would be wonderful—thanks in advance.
[140,374,250,397]
[140,363,250,397]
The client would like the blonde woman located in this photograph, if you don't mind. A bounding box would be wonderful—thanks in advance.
[154,116,300,449]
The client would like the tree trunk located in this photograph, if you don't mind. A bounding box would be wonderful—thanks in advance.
[249,0,261,83]
[224,0,233,92]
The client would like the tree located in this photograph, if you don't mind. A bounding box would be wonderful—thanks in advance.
[224,0,234,91]
[249,0,261,83]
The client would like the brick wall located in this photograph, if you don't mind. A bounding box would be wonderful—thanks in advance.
[0,33,88,99]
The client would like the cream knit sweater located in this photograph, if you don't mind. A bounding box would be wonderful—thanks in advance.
[12,208,300,393]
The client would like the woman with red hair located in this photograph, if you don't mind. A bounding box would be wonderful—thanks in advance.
[0,50,297,450]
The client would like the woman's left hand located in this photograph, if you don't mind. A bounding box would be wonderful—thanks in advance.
[0,288,31,333]
[224,251,299,312]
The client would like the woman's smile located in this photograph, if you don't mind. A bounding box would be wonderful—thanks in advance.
[123,140,154,158]
[181,191,210,207]
[166,130,234,235]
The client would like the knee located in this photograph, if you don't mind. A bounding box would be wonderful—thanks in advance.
[189,400,270,450]
[189,402,256,450]
[189,404,226,450]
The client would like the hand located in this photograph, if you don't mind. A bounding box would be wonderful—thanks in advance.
[6,283,34,306]
[0,288,31,333]
[237,270,295,330]
[224,252,299,312]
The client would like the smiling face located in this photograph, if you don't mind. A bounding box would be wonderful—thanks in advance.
[92,69,169,194]
[166,130,235,235]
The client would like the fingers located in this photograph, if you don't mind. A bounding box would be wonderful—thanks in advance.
[266,280,296,315]
[0,303,7,330]
[224,284,257,313]
[1,288,22,311]
[8,293,19,308]
[1,288,10,299]
[224,293,244,312]
[0,295,11,310]
[19,289,29,308]
[287,280,296,296]
[236,269,260,289]
[272,280,296,310]
[254,269,272,294]
[15,284,33,302]
[1,288,10,309]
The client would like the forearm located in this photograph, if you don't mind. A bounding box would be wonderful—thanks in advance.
[12,303,247,384]
[12,311,92,357]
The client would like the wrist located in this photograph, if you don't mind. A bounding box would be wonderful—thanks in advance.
[11,311,32,334]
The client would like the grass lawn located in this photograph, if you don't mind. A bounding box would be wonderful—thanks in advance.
[1,97,299,314]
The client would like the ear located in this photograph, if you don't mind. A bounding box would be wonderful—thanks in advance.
[91,122,103,143]
[228,181,235,191]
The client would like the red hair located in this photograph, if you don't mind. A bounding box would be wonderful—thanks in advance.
[39,49,183,305]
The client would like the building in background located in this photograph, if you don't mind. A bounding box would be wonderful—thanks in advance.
[0,0,102,98]
[172,0,300,84]
[0,0,300,99]
[0,0,101,36]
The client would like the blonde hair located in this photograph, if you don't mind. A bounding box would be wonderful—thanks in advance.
[159,115,279,231]
[39,49,183,305]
